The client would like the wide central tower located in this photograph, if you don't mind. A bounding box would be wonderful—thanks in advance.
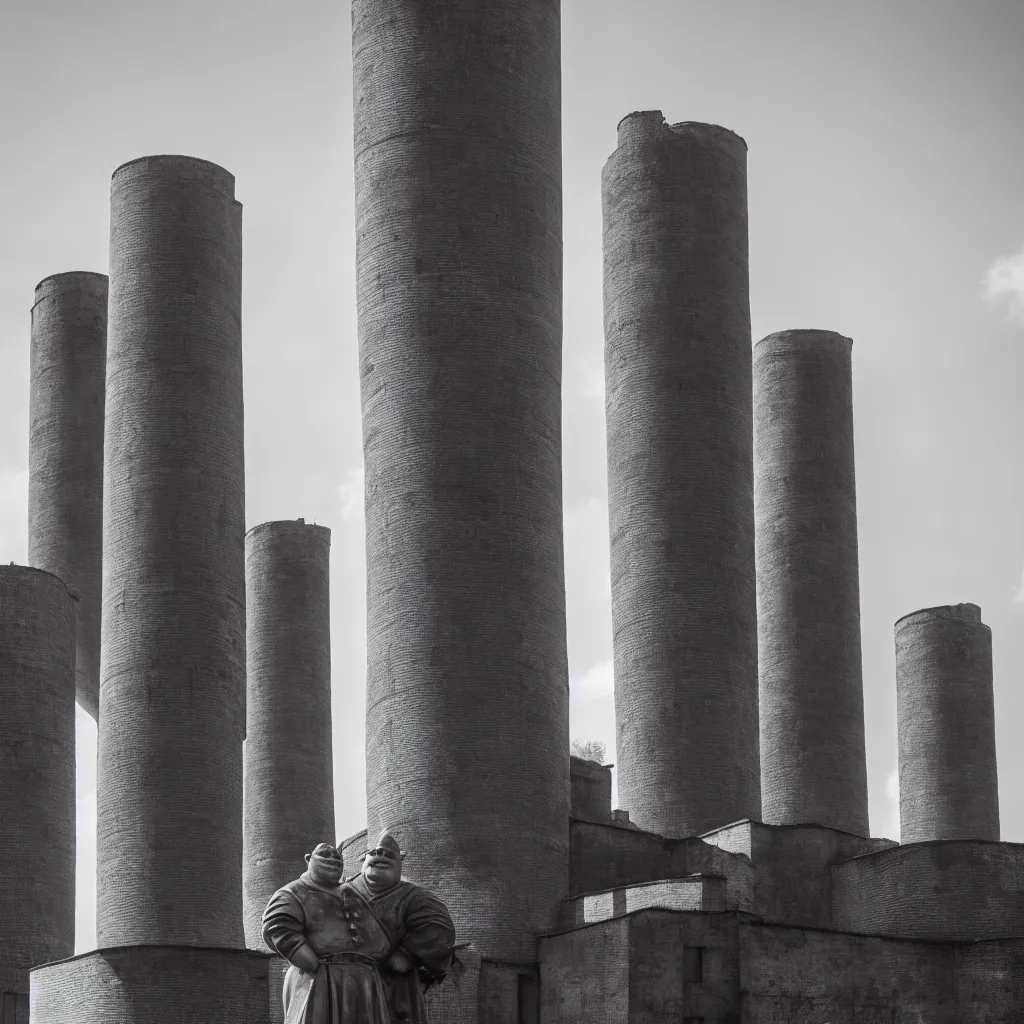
[353,0,568,965]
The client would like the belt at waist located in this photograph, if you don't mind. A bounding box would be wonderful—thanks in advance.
[319,951,383,967]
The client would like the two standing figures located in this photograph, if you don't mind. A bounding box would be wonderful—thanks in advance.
[262,832,458,1024]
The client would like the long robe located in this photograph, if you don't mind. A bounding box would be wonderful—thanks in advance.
[262,871,456,1024]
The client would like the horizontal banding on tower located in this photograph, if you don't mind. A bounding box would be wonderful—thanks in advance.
[98,154,245,948]
[754,328,868,836]
[243,519,334,950]
[604,112,759,838]
[28,270,107,721]
[354,0,569,962]
[0,565,77,999]
[895,603,998,844]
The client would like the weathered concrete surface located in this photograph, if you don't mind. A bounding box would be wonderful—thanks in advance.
[541,908,1024,1023]
[539,916,630,1024]
[243,520,334,950]
[740,920,956,1023]
[604,110,759,838]
[28,272,107,722]
[354,0,569,962]
[956,939,1024,1021]
[29,946,271,1024]
[754,330,868,836]
[98,155,245,947]
[895,603,999,842]
[832,840,1024,941]
[0,566,76,1012]
[540,910,739,1024]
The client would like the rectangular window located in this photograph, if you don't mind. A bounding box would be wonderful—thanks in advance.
[683,945,704,984]
[683,1018,704,1024]
[517,973,539,1024]
[1,993,17,1024]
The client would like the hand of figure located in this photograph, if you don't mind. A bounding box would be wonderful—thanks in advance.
[292,945,321,974]
[388,949,415,974]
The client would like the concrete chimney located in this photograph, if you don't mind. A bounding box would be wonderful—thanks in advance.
[895,603,999,843]
[604,112,759,837]
[755,329,868,836]
[97,155,245,948]
[243,520,334,949]
[353,0,569,963]
[28,272,107,721]
[0,566,76,1009]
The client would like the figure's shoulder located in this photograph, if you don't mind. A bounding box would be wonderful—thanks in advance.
[272,877,316,904]
[396,880,447,907]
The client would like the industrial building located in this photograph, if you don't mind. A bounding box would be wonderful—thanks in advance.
[0,1,1017,1022]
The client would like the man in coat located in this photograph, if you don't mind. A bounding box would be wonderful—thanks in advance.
[262,832,457,1024]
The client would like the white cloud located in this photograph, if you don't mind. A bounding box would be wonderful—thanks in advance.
[1013,565,1024,607]
[570,658,614,701]
[337,464,365,522]
[985,246,1024,323]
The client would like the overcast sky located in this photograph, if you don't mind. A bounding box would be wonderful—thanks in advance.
[2,0,1023,954]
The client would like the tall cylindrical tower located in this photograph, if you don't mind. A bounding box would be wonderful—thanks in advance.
[28,271,107,722]
[754,330,868,836]
[353,0,569,962]
[243,519,334,949]
[895,603,999,843]
[97,155,245,947]
[0,566,76,1000]
[604,111,759,838]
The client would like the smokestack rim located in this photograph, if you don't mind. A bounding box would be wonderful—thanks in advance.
[245,519,332,543]
[894,602,986,633]
[754,328,853,354]
[613,110,747,150]
[110,155,236,193]
[0,562,80,600]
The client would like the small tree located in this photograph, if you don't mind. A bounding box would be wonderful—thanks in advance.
[571,739,606,764]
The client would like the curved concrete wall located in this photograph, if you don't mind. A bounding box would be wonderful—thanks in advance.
[28,272,107,722]
[754,330,868,835]
[895,603,998,843]
[832,840,1024,941]
[353,0,569,961]
[243,520,334,949]
[98,156,245,947]
[0,566,76,998]
[30,947,271,1024]
[604,110,759,838]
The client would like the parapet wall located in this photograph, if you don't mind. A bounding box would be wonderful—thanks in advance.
[540,909,1024,1024]
[832,840,1024,941]
[569,820,754,913]
[701,818,896,929]
[30,946,271,1024]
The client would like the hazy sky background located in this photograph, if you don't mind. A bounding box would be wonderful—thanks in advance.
[1,0,1023,954]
